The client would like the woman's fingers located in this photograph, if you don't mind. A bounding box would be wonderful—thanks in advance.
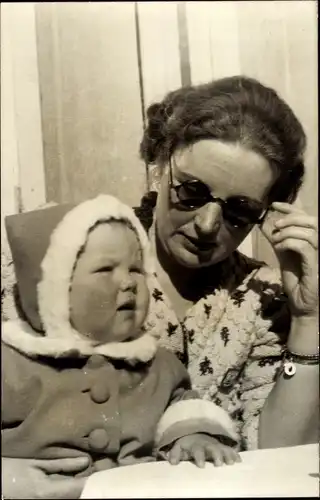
[270,202,305,215]
[274,214,317,231]
[34,456,90,474]
[272,227,318,250]
[273,237,317,256]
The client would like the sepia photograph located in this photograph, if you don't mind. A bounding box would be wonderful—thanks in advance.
[1,1,318,498]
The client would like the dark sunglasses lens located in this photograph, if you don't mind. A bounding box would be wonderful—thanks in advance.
[176,181,211,208]
[224,198,265,226]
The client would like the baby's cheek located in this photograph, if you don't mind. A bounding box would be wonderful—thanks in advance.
[70,280,116,336]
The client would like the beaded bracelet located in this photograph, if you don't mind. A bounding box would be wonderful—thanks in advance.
[282,350,319,377]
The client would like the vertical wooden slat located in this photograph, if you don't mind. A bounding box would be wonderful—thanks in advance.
[177,2,191,87]
[1,4,20,251]
[35,3,63,204]
[137,1,181,108]
[208,2,241,79]
[3,3,46,213]
[35,2,146,207]
[237,1,289,98]
[186,1,213,85]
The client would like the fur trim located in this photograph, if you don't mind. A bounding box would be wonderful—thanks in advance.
[2,319,158,362]
[155,399,238,444]
[4,195,158,361]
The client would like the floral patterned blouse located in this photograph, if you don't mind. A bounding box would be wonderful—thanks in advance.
[143,246,290,451]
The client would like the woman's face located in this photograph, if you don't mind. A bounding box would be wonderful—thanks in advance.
[155,139,277,268]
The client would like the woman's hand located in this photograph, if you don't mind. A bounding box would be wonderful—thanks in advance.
[261,202,318,318]
[164,433,241,468]
[2,456,89,499]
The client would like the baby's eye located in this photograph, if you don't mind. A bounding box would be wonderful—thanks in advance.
[130,266,143,274]
[94,266,113,273]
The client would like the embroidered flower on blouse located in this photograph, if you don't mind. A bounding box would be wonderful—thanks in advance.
[186,328,195,343]
[203,303,212,318]
[230,289,246,307]
[231,407,244,421]
[220,326,230,347]
[199,356,214,375]
[167,322,178,337]
[152,288,164,302]
[176,351,187,365]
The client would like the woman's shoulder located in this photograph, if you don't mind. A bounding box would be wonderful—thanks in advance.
[232,250,281,286]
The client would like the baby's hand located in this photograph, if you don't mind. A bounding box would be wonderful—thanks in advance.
[166,433,241,468]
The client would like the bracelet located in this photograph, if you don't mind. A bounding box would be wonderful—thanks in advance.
[282,349,319,377]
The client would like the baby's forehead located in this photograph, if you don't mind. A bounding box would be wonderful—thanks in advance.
[84,219,142,257]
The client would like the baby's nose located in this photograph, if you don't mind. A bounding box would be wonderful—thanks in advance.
[118,271,136,292]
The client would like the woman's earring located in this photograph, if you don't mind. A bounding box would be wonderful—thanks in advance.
[148,165,162,192]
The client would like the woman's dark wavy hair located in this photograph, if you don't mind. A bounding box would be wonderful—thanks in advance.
[140,76,306,204]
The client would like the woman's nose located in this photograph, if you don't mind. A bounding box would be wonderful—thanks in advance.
[194,202,222,236]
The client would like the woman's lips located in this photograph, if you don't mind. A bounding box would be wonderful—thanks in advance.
[181,233,217,253]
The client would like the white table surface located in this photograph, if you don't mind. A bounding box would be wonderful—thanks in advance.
[81,443,319,498]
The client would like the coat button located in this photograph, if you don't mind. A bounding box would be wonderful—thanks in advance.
[90,383,110,404]
[88,428,109,451]
[86,355,106,369]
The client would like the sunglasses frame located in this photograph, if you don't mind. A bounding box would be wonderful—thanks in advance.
[168,158,268,227]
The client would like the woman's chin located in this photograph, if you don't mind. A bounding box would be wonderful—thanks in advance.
[171,243,226,269]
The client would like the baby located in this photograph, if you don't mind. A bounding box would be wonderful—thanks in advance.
[2,195,240,480]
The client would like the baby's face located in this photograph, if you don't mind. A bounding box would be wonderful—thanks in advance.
[69,222,150,344]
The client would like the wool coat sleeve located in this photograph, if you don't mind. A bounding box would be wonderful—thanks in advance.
[154,349,239,451]
[1,342,40,427]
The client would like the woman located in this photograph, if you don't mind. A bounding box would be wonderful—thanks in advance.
[2,76,318,499]
[137,76,318,451]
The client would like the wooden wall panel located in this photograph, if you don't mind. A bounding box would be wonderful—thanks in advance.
[282,1,318,219]
[138,2,181,108]
[35,2,146,207]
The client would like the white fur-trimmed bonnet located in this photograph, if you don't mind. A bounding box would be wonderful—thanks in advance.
[2,195,158,362]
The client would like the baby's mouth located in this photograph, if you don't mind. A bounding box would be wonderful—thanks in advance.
[117,299,136,312]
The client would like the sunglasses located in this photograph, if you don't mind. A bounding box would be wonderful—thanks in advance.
[168,159,268,228]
